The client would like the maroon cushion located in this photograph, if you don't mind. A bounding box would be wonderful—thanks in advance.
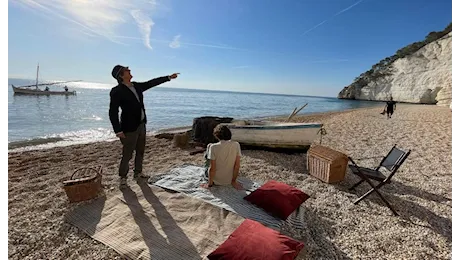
[207,219,304,260]
[244,180,309,220]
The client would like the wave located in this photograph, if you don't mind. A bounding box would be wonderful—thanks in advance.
[7,127,165,152]
[8,128,117,152]
[8,137,65,150]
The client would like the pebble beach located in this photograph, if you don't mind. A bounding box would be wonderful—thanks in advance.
[8,104,452,259]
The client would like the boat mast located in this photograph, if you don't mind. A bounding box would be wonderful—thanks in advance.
[35,63,39,90]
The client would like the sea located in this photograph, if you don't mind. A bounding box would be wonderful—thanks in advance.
[8,78,381,151]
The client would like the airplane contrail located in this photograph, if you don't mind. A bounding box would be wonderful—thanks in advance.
[301,0,365,36]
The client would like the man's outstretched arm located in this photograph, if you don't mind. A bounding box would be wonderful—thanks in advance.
[137,73,180,92]
[136,76,170,92]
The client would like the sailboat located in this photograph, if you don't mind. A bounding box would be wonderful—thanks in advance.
[11,63,79,96]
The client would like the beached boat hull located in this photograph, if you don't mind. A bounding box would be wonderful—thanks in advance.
[223,121,323,150]
[12,85,76,96]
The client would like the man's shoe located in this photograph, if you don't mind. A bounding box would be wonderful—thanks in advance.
[119,177,128,188]
[133,172,150,180]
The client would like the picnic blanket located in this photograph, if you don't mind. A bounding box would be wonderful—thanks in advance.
[65,183,245,260]
[149,164,306,231]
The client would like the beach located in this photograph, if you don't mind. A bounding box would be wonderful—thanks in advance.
[8,104,452,259]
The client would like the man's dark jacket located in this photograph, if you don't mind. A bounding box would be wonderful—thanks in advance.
[109,76,170,133]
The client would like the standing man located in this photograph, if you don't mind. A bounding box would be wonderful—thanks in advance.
[385,96,396,119]
[109,65,179,187]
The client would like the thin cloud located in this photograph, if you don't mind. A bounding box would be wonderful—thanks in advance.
[232,65,250,69]
[301,0,365,36]
[114,35,247,51]
[131,10,155,49]
[169,35,181,48]
[12,0,158,48]
[11,1,282,54]
[13,0,123,43]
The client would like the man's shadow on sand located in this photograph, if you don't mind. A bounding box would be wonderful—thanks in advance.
[63,182,202,259]
[120,181,202,259]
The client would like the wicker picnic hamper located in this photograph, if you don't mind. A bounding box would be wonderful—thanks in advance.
[63,166,102,203]
[306,145,348,183]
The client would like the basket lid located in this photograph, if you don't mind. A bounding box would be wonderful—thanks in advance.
[308,145,347,161]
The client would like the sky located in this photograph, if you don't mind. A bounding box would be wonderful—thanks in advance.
[8,0,452,97]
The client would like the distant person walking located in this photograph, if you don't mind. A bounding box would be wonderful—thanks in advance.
[109,65,180,187]
[384,96,396,119]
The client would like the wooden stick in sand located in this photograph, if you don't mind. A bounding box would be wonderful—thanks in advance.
[287,103,308,122]
[287,107,298,122]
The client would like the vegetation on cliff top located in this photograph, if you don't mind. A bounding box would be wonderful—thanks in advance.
[342,22,452,95]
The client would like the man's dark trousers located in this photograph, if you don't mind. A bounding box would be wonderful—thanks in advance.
[119,123,146,178]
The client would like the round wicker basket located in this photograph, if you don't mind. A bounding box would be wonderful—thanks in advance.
[63,166,102,203]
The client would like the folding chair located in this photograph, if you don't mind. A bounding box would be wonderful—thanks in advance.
[348,144,411,215]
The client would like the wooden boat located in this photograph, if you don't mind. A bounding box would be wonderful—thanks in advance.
[11,63,79,96]
[12,85,76,96]
[222,120,324,150]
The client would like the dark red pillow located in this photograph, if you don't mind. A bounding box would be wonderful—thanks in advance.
[207,219,304,260]
[244,180,309,220]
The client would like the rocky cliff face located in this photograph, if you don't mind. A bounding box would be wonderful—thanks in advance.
[338,32,452,106]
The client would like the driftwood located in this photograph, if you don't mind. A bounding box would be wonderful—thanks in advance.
[173,132,189,148]
[154,127,193,140]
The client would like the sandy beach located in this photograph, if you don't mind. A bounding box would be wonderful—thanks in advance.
[8,104,452,259]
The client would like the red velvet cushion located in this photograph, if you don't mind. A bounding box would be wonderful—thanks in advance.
[244,180,309,220]
[207,219,304,260]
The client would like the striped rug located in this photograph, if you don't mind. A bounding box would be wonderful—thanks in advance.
[65,183,245,259]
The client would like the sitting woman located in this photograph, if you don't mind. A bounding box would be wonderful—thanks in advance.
[201,124,243,190]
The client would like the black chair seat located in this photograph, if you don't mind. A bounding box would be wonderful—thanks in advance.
[347,145,411,216]
[349,165,386,182]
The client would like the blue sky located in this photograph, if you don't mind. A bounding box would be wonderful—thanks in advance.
[8,0,452,96]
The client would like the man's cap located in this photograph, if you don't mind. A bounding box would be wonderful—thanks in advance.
[111,65,128,80]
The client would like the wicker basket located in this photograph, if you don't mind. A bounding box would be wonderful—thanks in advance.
[306,145,348,183]
[63,166,102,203]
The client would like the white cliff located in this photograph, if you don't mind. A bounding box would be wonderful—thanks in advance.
[338,32,452,106]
